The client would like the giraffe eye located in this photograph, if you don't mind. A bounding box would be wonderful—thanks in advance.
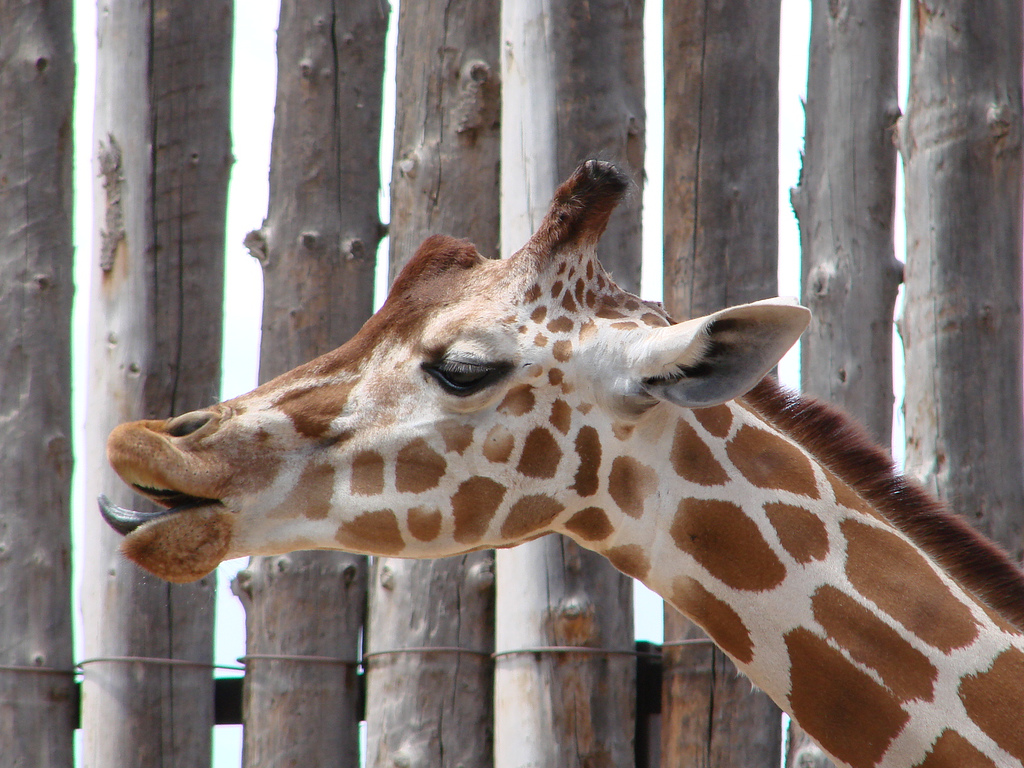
[423,359,512,396]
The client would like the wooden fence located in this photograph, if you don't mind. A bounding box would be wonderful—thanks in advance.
[1,0,1022,767]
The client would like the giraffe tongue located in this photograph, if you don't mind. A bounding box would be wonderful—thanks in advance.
[98,494,211,535]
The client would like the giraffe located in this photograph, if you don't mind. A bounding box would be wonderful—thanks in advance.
[100,161,1024,768]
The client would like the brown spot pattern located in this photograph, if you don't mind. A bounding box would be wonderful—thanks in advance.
[336,509,404,555]
[811,585,937,702]
[915,731,998,768]
[276,381,355,438]
[350,450,385,496]
[550,280,564,298]
[439,423,474,455]
[608,456,658,519]
[563,507,614,541]
[571,426,602,497]
[641,312,667,327]
[612,321,639,331]
[827,470,878,517]
[670,418,729,485]
[547,316,574,333]
[692,405,733,438]
[612,423,634,441]
[531,305,547,323]
[498,385,535,415]
[552,340,572,362]
[670,576,754,664]
[395,439,447,493]
[550,399,572,435]
[596,303,626,320]
[294,463,335,519]
[958,647,1024,762]
[525,283,542,302]
[670,498,786,591]
[727,425,821,499]
[452,476,507,544]
[764,502,829,563]
[841,519,979,652]
[785,626,909,768]
[605,545,650,580]
[578,320,597,342]
[501,495,565,540]
[534,333,548,347]
[483,424,515,463]
[560,292,577,313]
[517,427,562,479]
[407,507,442,542]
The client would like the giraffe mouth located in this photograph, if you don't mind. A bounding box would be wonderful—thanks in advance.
[98,490,223,536]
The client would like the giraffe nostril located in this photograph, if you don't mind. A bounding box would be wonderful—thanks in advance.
[165,411,216,438]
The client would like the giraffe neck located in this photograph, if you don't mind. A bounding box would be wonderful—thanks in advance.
[564,391,1024,768]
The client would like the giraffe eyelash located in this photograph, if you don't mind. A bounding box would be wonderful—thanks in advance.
[422,359,514,396]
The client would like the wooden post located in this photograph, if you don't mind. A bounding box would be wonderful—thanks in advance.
[788,2,901,762]
[0,0,76,765]
[900,0,1024,559]
[364,2,500,766]
[81,1,233,765]
[497,2,644,766]
[660,1,783,765]
[793,0,902,448]
[233,1,386,765]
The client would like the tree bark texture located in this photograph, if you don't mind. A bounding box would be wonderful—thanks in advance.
[498,6,643,766]
[366,3,499,767]
[660,2,784,766]
[662,0,780,319]
[900,0,1024,560]
[365,556,496,768]
[233,553,367,768]
[81,1,232,766]
[0,1,75,765]
[386,0,501,276]
[501,0,645,291]
[496,538,637,768]
[793,0,903,449]
[237,1,386,766]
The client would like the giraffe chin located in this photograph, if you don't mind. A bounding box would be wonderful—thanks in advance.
[116,503,232,584]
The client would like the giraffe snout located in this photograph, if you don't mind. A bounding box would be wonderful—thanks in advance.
[164,409,218,438]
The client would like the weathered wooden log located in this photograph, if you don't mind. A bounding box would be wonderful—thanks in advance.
[0,0,76,765]
[900,0,1024,560]
[81,1,232,765]
[236,1,386,765]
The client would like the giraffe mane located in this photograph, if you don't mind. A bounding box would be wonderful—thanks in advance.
[743,376,1024,632]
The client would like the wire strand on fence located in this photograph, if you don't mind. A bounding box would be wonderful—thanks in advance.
[77,656,245,673]
[363,646,491,662]
[50,640,712,679]
[238,653,358,666]
[659,638,716,648]
[0,663,77,676]
[493,645,663,659]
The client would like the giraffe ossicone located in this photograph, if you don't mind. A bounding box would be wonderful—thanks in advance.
[101,161,1024,768]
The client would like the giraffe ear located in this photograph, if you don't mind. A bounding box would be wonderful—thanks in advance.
[638,298,810,408]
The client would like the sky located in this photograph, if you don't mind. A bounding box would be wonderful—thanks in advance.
[67,1,910,764]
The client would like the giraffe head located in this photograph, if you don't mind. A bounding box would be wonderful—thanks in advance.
[101,161,810,582]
